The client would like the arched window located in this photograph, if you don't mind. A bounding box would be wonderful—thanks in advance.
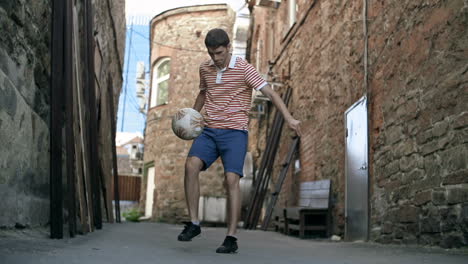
[150,58,171,107]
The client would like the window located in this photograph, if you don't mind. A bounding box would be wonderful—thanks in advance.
[150,58,171,107]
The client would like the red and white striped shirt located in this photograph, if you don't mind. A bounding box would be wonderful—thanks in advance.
[199,55,267,130]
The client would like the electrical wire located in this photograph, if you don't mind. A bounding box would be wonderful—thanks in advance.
[131,29,207,53]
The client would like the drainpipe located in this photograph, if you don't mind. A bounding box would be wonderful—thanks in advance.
[363,0,371,242]
[363,0,369,97]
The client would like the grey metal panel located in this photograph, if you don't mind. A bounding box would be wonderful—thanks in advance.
[345,96,369,241]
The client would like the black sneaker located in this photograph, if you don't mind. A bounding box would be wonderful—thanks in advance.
[216,236,238,253]
[177,221,201,241]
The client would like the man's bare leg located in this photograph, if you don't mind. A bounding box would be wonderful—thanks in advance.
[184,156,204,222]
[215,172,241,253]
[225,172,241,236]
[178,156,204,241]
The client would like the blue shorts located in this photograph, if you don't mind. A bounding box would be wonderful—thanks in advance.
[188,127,248,177]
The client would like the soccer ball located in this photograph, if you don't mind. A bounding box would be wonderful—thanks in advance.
[171,108,204,140]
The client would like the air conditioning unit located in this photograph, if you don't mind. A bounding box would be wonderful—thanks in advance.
[129,145,143,160]
[198,196,226,223]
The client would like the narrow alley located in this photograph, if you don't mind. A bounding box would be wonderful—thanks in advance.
[1,222,467,264]
[1,0,467,263]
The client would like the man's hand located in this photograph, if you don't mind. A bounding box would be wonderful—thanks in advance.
[287,118,302,137]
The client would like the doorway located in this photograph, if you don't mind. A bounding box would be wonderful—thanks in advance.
[144,165,155,218]
[345,96,369,241]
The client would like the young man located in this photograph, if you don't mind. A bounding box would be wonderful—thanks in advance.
[177,28,302,253]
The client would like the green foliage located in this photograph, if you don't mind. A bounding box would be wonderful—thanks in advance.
[123,208,143,222]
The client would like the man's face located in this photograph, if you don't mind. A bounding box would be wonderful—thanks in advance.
[207,44,231,69]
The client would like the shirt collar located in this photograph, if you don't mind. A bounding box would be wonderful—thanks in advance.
[209,54,237,69]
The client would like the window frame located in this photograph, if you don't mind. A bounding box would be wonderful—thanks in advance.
[149,57,171,108]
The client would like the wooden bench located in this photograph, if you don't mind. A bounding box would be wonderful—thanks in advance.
[272,206,286,233]
[285,180,332,238]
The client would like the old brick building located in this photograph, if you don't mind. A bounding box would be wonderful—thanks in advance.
[0,0,126,234]
[142,5,236,222]
[248,0,467,247]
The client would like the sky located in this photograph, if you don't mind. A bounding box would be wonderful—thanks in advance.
[116,0,248,135]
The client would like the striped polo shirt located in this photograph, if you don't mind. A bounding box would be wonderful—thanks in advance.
[199,55,267,130]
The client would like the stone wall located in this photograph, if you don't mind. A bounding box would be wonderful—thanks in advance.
[143,5,236,222]
[368,0,468,248]
[249,0,467,247]
[0,0,125,228]
[0,0,52,227]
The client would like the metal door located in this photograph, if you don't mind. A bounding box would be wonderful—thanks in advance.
[345,96,369,241]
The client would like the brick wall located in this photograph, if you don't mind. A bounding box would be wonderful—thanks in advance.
[143,5,236,223]
[249,0,467,247]
[250,0,365,236]
[368,0,468,248]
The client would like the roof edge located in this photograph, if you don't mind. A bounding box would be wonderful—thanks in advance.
[150,4,230,25]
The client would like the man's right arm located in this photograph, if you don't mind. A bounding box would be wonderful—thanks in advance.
[193,90,206,112]
[194,64,207,112]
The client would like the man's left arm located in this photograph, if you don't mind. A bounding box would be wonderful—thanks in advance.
[260,85,302,137]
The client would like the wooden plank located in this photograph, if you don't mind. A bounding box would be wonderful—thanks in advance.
[300,209,329,215]
[261,137,299,230]
[287,223,300,230]
[95,77,112,223]
[289,224,326,231]
[72,6,89,234]
[286,207,328,218]
[99,82,113,223]
[73,4,94,232]
[300,180,330,190]
[73,134,89,233]
[64,0,76,238]
[299,190,330,198]
[50,0,65,239]
[298,198,329,208]
[303,226,327,231]
[246,114,282,228]
[285,207,302,219]
[107,75,121,222]
[95,41,114,224]
[249,87,292,229]
[84,0,102,229]
[243,95,282,229]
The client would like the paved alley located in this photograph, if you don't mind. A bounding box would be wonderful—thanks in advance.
[0,222,466,264]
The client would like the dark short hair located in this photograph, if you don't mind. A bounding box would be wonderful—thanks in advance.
[204,28,230,48]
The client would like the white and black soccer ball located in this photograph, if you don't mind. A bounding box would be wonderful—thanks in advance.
[171,108,204,140]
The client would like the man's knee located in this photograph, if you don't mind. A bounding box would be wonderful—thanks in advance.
[224,172,240,189]
[185,156,204,173]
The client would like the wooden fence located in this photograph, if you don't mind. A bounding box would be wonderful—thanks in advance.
[112,175,141,201]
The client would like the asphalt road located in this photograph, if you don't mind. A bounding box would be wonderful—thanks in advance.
[1,222,467,264]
